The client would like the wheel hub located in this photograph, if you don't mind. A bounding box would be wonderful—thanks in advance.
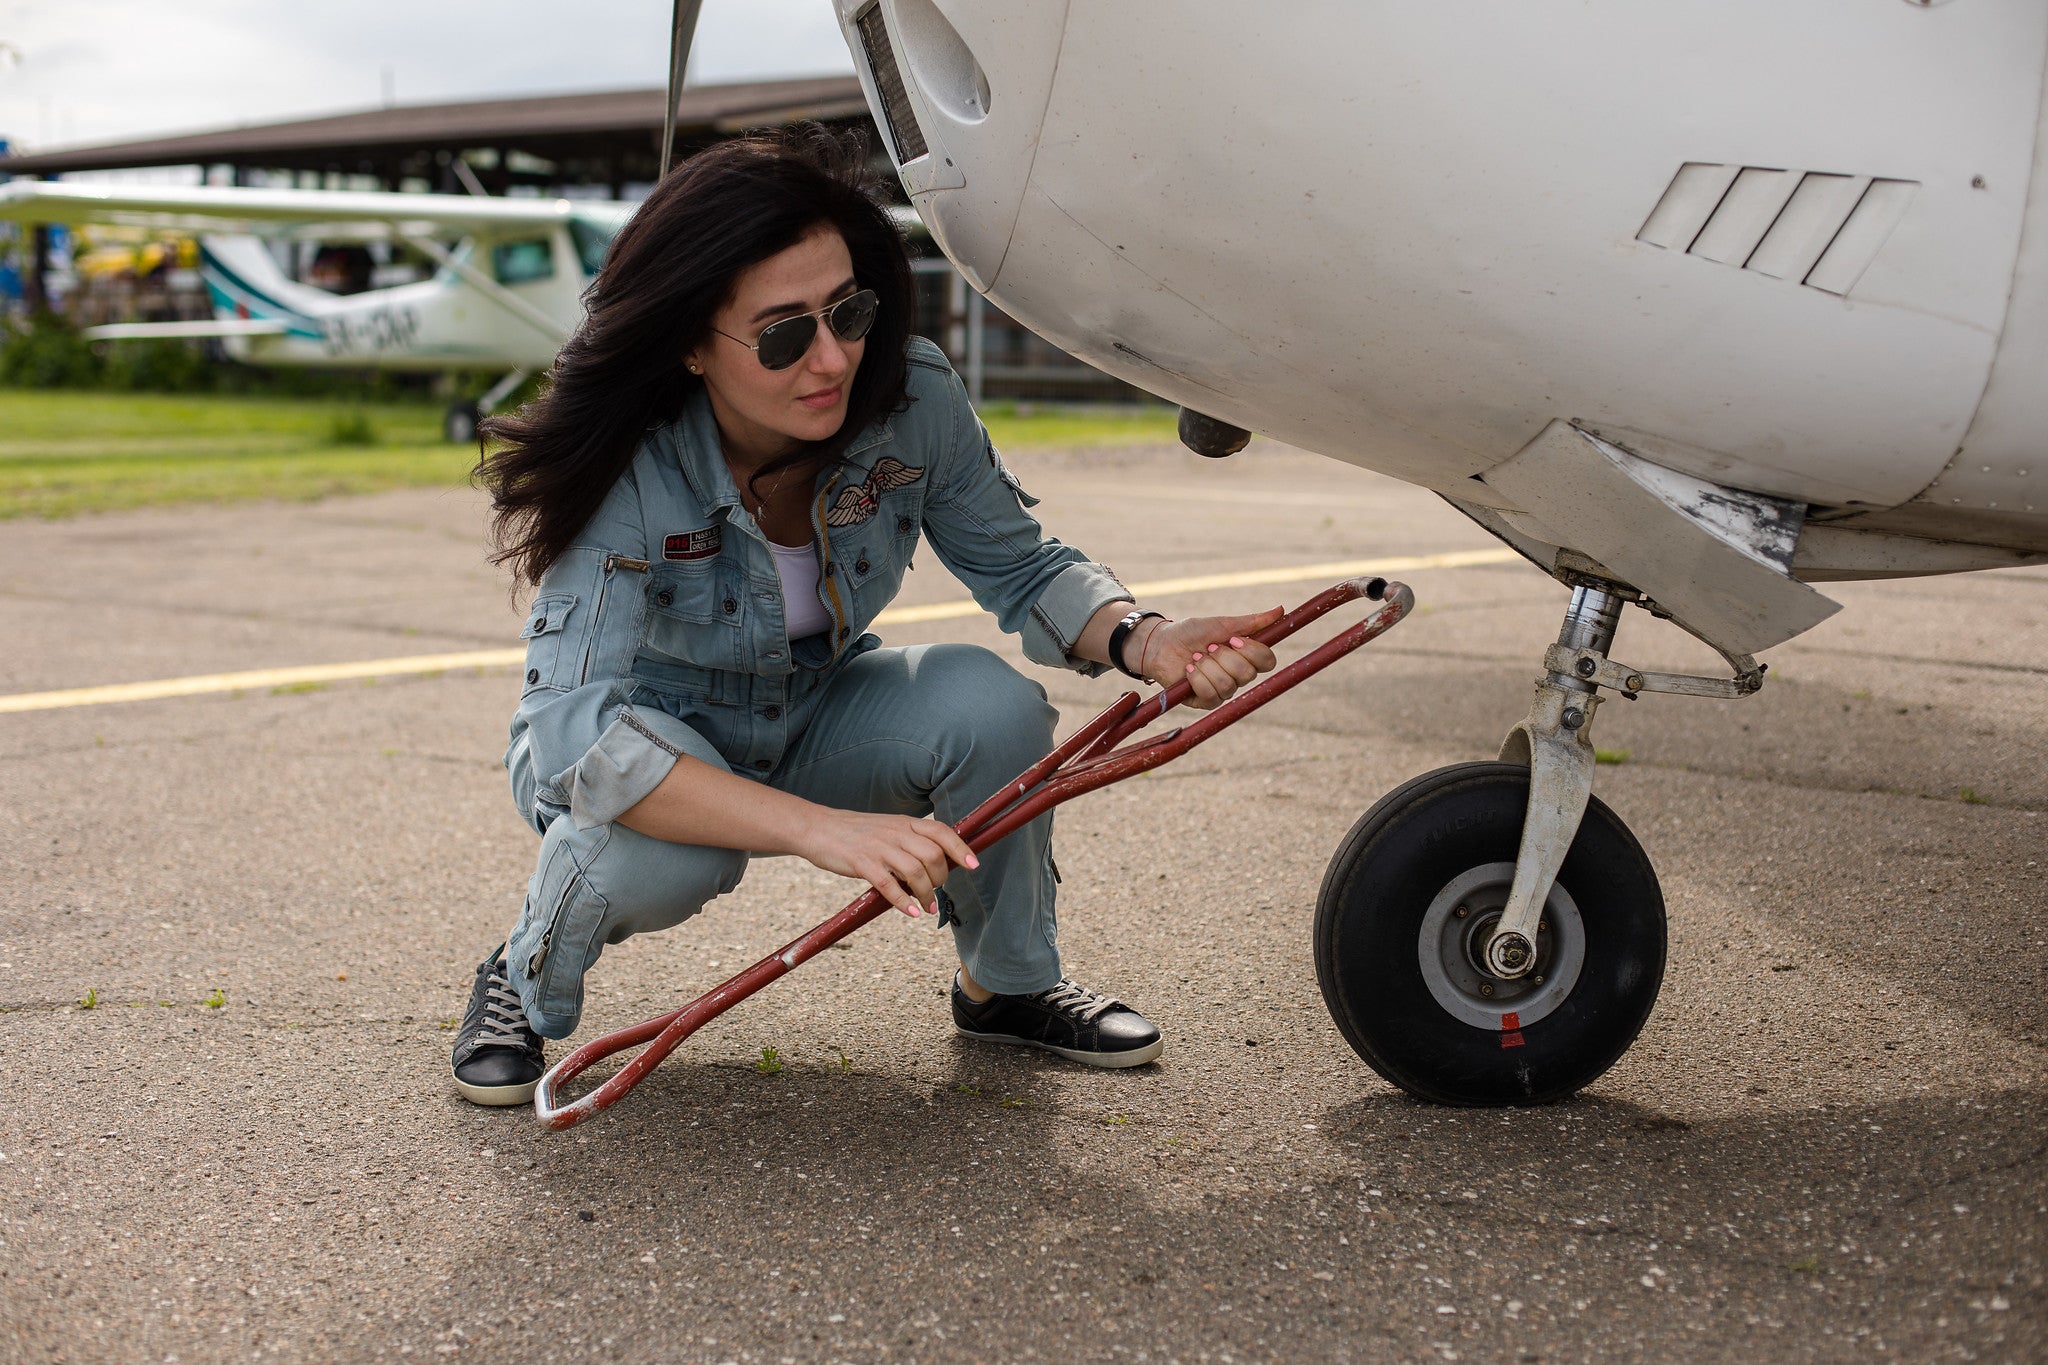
[1416,862,1586,1031]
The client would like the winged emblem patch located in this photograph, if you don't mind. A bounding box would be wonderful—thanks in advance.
[824,456,925,527]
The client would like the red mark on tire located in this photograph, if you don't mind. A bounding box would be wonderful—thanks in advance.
[1500,1012,1524,1048]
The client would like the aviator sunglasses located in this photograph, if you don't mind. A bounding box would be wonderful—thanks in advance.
[713,288,880,371]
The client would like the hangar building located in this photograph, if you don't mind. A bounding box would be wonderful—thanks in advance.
[0,79,1134,402]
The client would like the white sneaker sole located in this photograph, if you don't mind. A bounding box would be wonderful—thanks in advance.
[453,1076,539,1107]
[954,1024,1163,1069]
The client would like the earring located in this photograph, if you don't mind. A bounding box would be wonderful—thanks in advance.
[688,363,701,374]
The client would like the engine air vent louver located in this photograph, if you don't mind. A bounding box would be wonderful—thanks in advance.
[857,5,928,165]
[1637,162,1917,297]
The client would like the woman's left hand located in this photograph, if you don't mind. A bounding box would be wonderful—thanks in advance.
[1137,607,1283,709]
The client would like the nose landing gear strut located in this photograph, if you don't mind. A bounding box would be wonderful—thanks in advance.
[1314,575,1765,1105]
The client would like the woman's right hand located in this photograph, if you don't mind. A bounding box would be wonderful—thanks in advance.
[796,810,979,918]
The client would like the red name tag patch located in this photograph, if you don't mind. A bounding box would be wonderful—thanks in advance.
[663,528,721,561]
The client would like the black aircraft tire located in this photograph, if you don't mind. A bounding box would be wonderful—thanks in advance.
[1314,761,1665,1106]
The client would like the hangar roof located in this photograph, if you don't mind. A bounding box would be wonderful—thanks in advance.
[0,76,867,182]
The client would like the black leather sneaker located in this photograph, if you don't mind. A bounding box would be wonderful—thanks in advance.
[451,945,546,1106]
[952,974,1163,1068]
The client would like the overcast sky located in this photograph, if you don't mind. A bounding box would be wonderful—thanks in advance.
[0,0,855,153]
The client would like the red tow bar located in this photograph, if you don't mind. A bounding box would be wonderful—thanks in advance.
[534,576,1414,1129]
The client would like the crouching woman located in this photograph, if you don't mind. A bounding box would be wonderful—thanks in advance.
[451,127,1278,1105]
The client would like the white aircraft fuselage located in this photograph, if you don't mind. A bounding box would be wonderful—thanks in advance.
[836,0,2048,657]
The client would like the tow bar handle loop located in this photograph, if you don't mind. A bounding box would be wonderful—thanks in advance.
[534,576,1410,1129]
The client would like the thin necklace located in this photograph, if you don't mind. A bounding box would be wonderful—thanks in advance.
[750,466,791,520]
[729,452,792,522]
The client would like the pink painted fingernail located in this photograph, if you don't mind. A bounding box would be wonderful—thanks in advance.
[967,855,980,869]
[1208,644,1220,654]
[1230,637,1245,647]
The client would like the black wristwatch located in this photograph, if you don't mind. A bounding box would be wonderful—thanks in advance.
[1106,608,1166,681]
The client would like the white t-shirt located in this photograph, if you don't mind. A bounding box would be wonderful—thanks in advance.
[770,540,832,639]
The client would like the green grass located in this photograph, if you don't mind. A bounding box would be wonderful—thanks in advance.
[0,390,1181,520]
[0,390,464,519]
[979,401,1179,451]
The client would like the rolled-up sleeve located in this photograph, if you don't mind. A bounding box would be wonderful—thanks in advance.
[918,367,1130,675]
[503,465,701,829]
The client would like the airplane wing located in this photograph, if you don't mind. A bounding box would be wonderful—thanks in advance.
[84,319,291,341]
[0,181,635,241]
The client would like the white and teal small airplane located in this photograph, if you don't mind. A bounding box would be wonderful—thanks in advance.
[0,181,635,440]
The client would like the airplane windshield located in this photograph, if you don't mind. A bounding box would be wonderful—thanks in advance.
[568,216,619,278]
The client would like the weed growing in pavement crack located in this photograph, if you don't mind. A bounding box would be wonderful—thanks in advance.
[1594,748,1631,765]
[1959,787,1989,805]
[203,988,226,1009]
[836,1050,851,1073]
[78,987,98,1010]
[999,1096,1028,1108]
[1104,1114,1131,1126]
[755,1046,783,1075]
[953,1083,980,1096]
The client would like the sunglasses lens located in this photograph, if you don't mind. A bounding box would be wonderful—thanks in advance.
[753,314,818,371]
[829,290,879,342]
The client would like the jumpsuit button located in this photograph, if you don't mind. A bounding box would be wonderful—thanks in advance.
[823,561,836,576]
[896,516,913,535]
[836,626,849,642]
[753,759,772,771]
[655,589,673,608]
[854,557,870,575]
[526,669,539,684]
[723,597,738,614]
[532,617,546,632]
[761,705,781,720]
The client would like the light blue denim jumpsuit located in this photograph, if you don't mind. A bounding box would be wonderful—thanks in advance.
[503,338,1131,1039]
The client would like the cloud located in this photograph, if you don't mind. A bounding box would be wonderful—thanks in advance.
[0,0,853,153]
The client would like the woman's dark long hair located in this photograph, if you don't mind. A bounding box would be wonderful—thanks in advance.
[476,123,916,586]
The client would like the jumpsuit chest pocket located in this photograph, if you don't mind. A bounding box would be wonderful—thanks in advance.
[519,593,578,693]
[885,488,924,552]
[641,561,746,671]
[841,486,920,591]
[833,527,902,625]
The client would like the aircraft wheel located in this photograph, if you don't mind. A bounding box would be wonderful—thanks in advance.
[1314,761,1664,1106]
[443,401,481,445]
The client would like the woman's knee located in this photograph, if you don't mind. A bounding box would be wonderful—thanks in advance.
[512,822,746,1039]
[588,825,749,942]
[913,644,1057,752]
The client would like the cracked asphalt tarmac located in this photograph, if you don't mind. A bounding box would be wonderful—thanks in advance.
[2,440,2042,1363]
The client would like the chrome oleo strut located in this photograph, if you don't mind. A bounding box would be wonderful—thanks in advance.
[1486,582,1765,979]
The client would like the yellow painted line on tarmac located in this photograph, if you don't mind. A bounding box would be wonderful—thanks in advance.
[0,649,530,715]
[0,547,1519,715]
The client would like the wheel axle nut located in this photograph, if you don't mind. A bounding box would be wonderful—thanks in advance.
[1489,932,1535,975]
